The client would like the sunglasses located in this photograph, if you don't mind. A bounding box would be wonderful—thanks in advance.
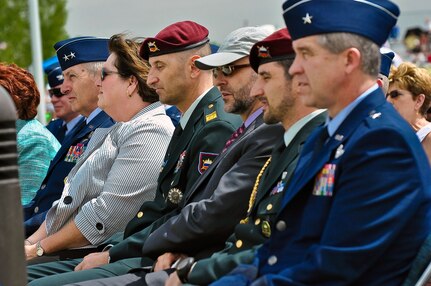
[48,88,65,98]
[212,64,250,79]
[101,67,120,81]
[386,90,402,99]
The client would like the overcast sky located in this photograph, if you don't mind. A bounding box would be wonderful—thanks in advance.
[65,0,431,44]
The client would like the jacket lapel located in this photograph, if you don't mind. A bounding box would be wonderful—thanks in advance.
[281,90,386,208]
[254,112,326,205]
[185,114,263,200]
[158,87,220,184]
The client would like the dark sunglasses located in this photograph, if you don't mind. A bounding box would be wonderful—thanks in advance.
[212,64,251,79]
[101,67,120,81]
[386,90,402,99]
[48,88,65,98]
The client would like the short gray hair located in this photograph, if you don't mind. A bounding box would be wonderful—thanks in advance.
[317,33,380,77]
[83,61,104,76]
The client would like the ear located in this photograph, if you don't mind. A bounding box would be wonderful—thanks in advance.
[344,47,361,74]
[415,93,426,111]
[376,78,383,88]
[189,55,202,79]
[127,75,139,94]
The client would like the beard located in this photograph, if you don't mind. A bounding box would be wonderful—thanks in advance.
[223,76,257,115]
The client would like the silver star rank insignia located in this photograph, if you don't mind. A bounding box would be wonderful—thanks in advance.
[302,13,313,24]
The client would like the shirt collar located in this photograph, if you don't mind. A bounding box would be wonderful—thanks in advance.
[65,115,83,135]
[326,83,378,136]
[179,87,212,129]
[86,107,103,124]
[284,109,326,147]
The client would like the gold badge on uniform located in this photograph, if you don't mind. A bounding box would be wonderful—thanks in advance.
[205,111,217,122]
[261,220,271,238]
[168,188,183,204]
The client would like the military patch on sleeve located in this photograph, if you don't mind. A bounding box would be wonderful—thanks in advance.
[205,111,217,123]
[198,152,218,174]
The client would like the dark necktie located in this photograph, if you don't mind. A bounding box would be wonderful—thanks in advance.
[314,126,330,154]
[57,124,67,143]
[222,123,245,152]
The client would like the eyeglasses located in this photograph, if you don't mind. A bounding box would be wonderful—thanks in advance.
[48,88,65,98]
[212,64,251,79]
[386,90,402,99]
[101,67,120,81]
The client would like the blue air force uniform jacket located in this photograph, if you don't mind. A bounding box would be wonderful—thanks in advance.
[214,88,431,286]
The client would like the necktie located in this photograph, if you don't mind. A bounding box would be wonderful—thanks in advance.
[173,125,183,137]
[57,124,67,143]
[315,127,329,153]
[222,123,245,152]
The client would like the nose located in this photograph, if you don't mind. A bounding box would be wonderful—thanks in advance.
[146,69,158,87]
[289,57,303,77]
[61,80,71,95]
[213,72,227,88]
[250,78,264,99]
[95,75,102,88]
[50,94,60,103]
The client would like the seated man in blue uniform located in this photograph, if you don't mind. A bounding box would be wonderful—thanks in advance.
[211,0,431,285]
[23,37,115,238]
[44,62,82,144]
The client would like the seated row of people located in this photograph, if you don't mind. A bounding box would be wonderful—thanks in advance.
[13,0,431,284]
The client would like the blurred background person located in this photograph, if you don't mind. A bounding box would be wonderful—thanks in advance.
[377,51,395,94]
[44,62,82,144]
[0,63,61,205]
[388,62,431,164]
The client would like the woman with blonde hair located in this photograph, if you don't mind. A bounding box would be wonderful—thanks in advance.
[388,62,431,164]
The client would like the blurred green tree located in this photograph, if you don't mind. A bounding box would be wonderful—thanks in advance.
[0,0,68,67]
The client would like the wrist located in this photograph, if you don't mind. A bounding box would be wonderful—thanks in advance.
[36,240,45,257]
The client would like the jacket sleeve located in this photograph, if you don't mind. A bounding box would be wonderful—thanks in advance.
[74,120,172,244]
[141,124,283,259]
[188,248,257,285]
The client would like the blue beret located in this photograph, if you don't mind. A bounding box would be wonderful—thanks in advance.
[282,0,400,46]
[380,51,394,77]
[44,62,63,88]
[54,36,109,71]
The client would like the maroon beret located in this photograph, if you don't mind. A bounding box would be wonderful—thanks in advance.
[140,21,209,60]
[249,28,295,72]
